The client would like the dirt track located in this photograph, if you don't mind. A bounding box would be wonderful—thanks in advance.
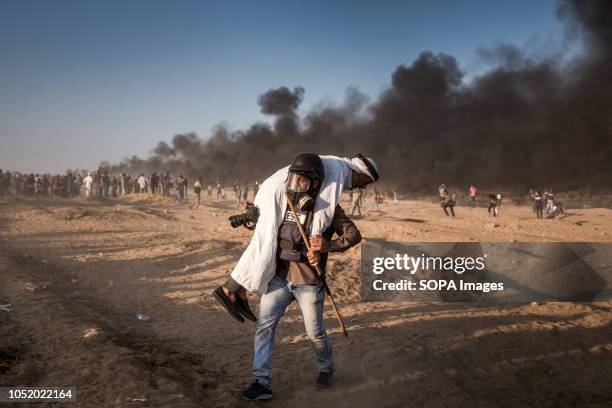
[1,194,611,407]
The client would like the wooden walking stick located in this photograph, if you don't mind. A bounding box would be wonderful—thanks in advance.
[284,192,349,337]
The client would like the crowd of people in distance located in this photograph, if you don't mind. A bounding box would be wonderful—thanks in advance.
[0,169,83,198]
[0,167,566,221]
[346,186,395,217]
[437,184,564,219]
[528,189,564,219]
[0,167,262,209]
[0,166,390,219]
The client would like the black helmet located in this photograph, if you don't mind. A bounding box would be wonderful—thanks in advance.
[288,153,324,180]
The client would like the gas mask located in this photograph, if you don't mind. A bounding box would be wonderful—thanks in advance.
[286,172,319,211]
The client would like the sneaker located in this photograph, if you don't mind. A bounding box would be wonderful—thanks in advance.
[236,296,257,322]
[240,381,272,401]
[212,287,244,323]
[315,370,334,390]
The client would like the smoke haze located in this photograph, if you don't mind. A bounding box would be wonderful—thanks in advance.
[111,0,612,192]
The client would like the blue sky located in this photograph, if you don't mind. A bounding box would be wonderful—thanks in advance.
[0,0,564,173]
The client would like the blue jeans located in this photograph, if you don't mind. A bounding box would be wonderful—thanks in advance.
[253,275,333,389]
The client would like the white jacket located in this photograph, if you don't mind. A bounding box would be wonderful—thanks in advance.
[83,175,93,189]
[230,156,351,293]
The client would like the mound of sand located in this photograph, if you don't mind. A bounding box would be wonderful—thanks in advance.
[116,194,183,207]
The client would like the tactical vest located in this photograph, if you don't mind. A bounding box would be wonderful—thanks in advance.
[277,207,313,263]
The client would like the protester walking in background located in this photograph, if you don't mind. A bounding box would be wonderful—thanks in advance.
[351,187,363,216]
[469,185,477,207]
[193,177,202,210]
[439,185,455,217]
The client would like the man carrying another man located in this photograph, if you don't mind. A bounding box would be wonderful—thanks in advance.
[212,153,379,400]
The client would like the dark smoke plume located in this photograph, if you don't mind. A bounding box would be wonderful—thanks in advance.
[257,86,304,117]
[110,0,612,192]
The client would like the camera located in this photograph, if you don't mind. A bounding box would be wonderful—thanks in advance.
[229,202,259,230]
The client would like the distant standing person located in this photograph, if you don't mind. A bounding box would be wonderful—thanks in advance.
[110,176,118,197]
[83,172,93,198]
[120,173,127,195]
[65,172,74,196]
[207,183,213,198]
[371,188,381,211]
[163,171,171,196]
[150,172,158,195]
[534,190,544,219]
[236,182,242,208]
[138,173,147,193]
[487,194,498,217]
[468,185,477,207]
[101,171,110,197]
[242,181,249,202]
[193,177,202,210]
[495,193,503,216]
[178,175,186,200]
[183,176,189,203]
[351,187,363,216]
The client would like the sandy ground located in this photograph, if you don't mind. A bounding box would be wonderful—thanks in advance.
[1,194,611,407]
